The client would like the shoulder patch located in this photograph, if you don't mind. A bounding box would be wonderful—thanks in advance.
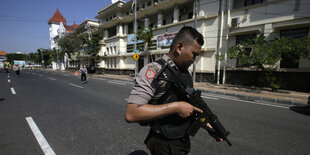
[148,65,159,72]
[145,70,156,79]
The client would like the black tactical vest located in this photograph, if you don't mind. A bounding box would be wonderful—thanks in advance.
[148,59,194,139]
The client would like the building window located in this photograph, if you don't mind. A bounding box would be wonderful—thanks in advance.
[280,28,309,68]
[235,34,256,67]
[188,12,193,19]
[113,58,116,68]
[147,1,151,6]
[244,0,264,7]
[148,55,156,63]
[163,19,166,25]
[106,58,109,68]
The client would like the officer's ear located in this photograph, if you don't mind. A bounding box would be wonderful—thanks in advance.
[175,41,184,55]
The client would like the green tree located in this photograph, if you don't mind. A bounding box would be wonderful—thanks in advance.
[58,33,84,58]
[37,48,55,66]
[227,35,310,91]
[136,28,153,51]
[83,34,103,56]
[5,53,26,64]
[25,52,41,64]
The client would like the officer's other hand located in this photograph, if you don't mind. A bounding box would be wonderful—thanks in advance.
[206,123,224,141]
[175,101,203,118]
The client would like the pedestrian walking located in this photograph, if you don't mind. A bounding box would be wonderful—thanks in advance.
[79,65,87,84]
[13,64,20,77]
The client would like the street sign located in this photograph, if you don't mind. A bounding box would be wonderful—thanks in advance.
[133,53,139,61]
[133,49,139,53]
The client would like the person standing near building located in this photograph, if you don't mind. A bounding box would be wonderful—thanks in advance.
[79,65,87,84]
[125,26,222,155]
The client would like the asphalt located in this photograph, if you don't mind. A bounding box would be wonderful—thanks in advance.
[61,69,310,106]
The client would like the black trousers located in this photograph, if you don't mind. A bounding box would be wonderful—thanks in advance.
[81,73,86,82]
[145,130,190,155]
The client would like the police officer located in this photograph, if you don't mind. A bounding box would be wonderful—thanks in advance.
[125,27,218,155]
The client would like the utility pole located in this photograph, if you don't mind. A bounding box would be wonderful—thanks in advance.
[134,0,138,78]
[41,50,44,68]
[193,0,198,84]
[222,0,229,84]
[216,0,224,84]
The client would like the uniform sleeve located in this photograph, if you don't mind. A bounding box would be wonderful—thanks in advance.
[127,63,160,106]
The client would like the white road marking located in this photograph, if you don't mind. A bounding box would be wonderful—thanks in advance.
[201,95,218,100]
[92,77,106,80]
[25,117,56,155]
[203,94,289,109]
[236,99,289,109]
[39,74,43,77]
[69,83,84,88]
[8,79,11,83]
[125,99,128,101]
[32,73,36,75]
[49,77,56,81]
[10,87,16,94]
[107,80,126,85]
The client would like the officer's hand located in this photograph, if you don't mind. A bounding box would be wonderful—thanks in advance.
[175,101,203,118]
[206,123,224,141]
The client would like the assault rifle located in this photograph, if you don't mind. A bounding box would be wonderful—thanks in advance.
[155,61,232,146]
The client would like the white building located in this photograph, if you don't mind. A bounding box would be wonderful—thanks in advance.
[75,19,100,72]
[48,8,79,70]
[93,0,310,91]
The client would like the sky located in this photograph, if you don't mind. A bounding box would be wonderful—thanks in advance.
[0,0,119,54]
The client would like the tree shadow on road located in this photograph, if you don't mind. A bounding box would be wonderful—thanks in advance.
[289,105,310,116]
[129,150,149,155]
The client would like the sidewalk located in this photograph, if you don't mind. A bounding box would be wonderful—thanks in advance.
[90,73,309,106]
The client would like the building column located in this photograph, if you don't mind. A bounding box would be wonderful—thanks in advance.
[173,6,179,23]
[264,23,274,41]
[144,18,149,29]
[157,11,163,27]
[124,24,128,35]
[104,30,108,39]
[117,24,123,36]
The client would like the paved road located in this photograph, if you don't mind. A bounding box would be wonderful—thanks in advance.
[0,69,309,155]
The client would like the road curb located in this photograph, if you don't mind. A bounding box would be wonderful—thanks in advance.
[199,89,307,106]
[89,74,308,106]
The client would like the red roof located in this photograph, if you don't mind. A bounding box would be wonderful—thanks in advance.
[0,51,7,56]
[64,24,79,32]
[48,8,67,24]
[71,22,79,29]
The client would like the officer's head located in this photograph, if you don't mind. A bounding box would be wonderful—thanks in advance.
[168,26,204,70]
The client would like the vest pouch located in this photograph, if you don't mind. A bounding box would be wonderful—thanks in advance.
[160,115,192,139]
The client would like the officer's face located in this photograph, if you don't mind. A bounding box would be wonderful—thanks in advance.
[176,40,201,70]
